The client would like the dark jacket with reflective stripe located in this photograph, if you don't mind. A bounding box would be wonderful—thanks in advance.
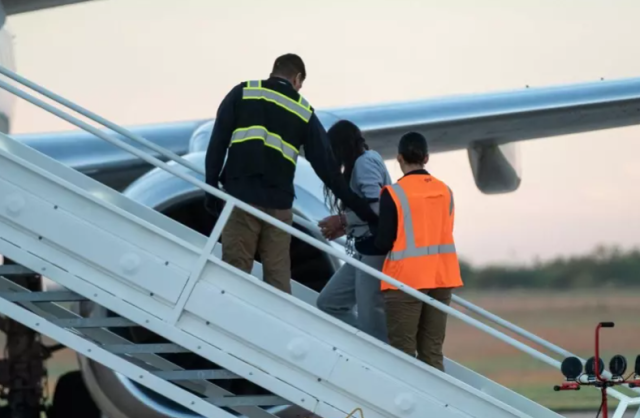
[205,77,378,223]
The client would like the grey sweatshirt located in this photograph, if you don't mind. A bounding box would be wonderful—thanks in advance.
[344,150,393,239]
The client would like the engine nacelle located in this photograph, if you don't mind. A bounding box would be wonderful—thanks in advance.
[76,148,344,418]
[467,141,522,194]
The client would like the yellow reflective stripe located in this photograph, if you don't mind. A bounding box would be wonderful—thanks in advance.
[230,126,298,165]
[231,126,299,152]
[242,87,312,122]
[247,80,260,88]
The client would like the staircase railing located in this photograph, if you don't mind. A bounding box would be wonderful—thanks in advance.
[1,65,638,418]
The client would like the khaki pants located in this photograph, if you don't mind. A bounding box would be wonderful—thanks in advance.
[384,287,453,372]
[221,205,293,294]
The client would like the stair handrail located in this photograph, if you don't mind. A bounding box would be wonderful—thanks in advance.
[0,66,592,362]
[0,67,636,407]
[0,65,618,375]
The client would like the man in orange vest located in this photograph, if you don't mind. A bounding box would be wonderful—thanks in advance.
[373,131,463,372]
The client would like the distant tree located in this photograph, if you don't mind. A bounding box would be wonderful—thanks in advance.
[459,245,640,289]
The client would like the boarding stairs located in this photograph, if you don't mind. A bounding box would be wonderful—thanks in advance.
[0,65,639,418]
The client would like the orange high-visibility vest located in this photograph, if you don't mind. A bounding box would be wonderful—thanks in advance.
[381,174,463,291]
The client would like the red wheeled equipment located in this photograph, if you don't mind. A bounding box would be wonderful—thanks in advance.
[554,322,640,418]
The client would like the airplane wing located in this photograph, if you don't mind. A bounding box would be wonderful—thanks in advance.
[318,77,640,159]
[5,1,640,193]
[10,76,640,193]
[315,76,640,193]
[14,120,205,191]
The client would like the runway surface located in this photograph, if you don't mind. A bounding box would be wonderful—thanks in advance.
[562,410,636,418]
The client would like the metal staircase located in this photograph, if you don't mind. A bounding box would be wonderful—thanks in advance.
[0,65,639,418]
[0,266,291,418]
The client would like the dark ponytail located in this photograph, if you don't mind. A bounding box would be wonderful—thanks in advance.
[323,120,367,214]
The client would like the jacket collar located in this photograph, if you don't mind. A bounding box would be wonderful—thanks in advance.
[401,168,429,179]
[269,76,293,87]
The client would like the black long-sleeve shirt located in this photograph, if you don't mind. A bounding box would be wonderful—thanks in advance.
[204,77,378,223]
[355,169,429,256]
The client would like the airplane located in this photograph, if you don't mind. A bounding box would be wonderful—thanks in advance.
[3,1,640,418]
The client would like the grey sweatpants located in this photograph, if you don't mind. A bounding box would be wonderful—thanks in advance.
[316,254,389,343]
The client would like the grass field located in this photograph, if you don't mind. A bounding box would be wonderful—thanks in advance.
[2,289,640,412]
[447,289,640,411]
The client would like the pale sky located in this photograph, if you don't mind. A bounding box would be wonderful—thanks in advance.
[5,0,640,266]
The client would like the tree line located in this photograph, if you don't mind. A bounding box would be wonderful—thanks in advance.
[459,245,640,289]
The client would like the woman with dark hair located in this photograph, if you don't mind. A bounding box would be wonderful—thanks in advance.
[316,120,392,343]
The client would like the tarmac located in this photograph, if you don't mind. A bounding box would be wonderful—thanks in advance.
[562,410,637,418]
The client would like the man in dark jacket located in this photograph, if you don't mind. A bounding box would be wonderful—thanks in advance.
[205,53,377,294]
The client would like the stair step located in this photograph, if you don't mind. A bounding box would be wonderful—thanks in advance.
[208,395,288,407]
[0,265,36,277]
[153,369,240,381]
[52,317,136,328]
[104,343,190,354]
[0,291,87,302]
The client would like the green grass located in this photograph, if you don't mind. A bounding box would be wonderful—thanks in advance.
[446,289,640,410]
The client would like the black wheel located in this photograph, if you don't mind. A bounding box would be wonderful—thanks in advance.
[48,370,100,418]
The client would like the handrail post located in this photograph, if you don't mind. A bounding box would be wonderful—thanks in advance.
[612,399,629,418]
[634,400,640,418]
[169,202,235,324]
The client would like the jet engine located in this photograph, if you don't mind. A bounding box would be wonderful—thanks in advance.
[467,141,522,194]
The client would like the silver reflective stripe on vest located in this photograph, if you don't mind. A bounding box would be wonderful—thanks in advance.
[242,86,312,122]
[387,244,457,261]
[230,126,299,165]
[299,96,310,109]
[387,183,457,261]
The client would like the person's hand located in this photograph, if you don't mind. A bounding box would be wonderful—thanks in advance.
[318,215,345,240]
